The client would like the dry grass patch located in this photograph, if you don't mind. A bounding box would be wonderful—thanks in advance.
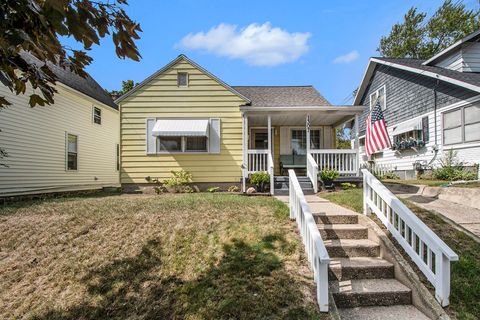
[0,193,325,319]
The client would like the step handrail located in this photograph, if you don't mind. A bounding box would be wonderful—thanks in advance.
[307,153,319,193]
[289,169,330,312]
[362,169,458,306]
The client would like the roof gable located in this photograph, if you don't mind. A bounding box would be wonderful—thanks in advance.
[115,55,251,103]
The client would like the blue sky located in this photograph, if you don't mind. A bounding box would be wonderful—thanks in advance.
[73,0,478,104]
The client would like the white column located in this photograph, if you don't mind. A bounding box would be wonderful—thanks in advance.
[354,113,360,175]
[267,115,272,152]
[242,113,248,192]
[306,114,310,155]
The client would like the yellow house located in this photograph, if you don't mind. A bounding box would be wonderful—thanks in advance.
[117,55,364,194]
[0,53,120,197]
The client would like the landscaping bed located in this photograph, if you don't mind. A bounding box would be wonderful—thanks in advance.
[0,193,325,319]
[320,188,480,320]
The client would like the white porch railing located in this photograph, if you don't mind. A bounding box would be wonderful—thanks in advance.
[267,153,274,195]
[247,149,269,173]
[361,162,394,177]
[289,169,330,312]
[362,169,458,306]
[310,149,358,175]
[307,153,318,193]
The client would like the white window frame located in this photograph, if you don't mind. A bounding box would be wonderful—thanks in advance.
[65,132,79,171]
[289,127,322,154]
[369,84,387,111]
[443,104,480,145]
[177,72,189,88]
[93,106,102,125]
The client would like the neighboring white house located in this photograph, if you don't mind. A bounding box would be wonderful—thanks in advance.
[354,30,480,179]
[0,54,120,197]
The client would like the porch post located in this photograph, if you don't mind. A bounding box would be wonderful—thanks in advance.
[268,114,274,195]
[306,114,311,155]
[242,113,248,192]
[267,114,272,153]
[354,113,360,176]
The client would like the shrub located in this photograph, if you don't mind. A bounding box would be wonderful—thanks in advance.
[207,186,220,193]
[162,170,193,193]
[318,170,339,182]
[250,172,270,186]
[432,150,476,181]
[378,172,399,180]
[341,182,356,190]
[228,185,240,193]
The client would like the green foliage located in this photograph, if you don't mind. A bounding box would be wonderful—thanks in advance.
[250,172,270,186]
[108,79,138,97]
[433,150,477,181]
[378,172,400,180]
[318,170,339,181]
[340,182,356,190]
[162,170,193,193]
[336,128,352,149]
[0,0,142,108]
[379,0,480,59]
[207,187,220,193]
[228,185,240,193]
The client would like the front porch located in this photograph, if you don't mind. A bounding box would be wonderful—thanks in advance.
[241,106,365,194]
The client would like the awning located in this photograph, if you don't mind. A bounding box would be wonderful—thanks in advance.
[391,118,423,136]
[152,119,209,136]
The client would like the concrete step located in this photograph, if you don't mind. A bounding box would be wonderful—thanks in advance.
[329,257,394,281]
[324,239,380,258]
[330,279,411,308]
[338,305,429,320]
[313,212,358,224]
[318,224,368,240]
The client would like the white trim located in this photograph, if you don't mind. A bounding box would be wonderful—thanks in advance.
[369,84,387,111]
[65,132,79,172]
[56,82,118,112]
[92,106,102,125]
[240,105,365,113]
[177,71,189,88]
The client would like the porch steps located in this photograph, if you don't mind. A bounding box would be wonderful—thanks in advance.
[273,176,315,195]
[302,196,429,319]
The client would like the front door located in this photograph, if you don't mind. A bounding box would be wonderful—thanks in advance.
[250,128,274,154]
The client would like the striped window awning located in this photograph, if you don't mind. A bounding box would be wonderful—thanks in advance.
[391,118,423,136]
[152,119,209,136]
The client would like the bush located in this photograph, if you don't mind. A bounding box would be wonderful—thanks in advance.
[341,182,356,190]
[250,172,270,186]
[378,172,399,180]
[228,185,240,193]
[432,150,476,181]
[318,170,339,181]
[207,186,220,193]
[162,170,193,193]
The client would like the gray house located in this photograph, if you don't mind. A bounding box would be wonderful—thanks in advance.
[354,30,480,179]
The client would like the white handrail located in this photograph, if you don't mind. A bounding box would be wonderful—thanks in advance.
[362,169,458,306]
[247,149,269,173]
[268,152,274,195]
[307,153,318,193]
[289,169,330,312]
[310,149,358,175]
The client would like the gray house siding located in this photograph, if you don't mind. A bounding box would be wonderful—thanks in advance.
[357,64,478,135]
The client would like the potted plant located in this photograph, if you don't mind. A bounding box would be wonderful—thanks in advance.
[319,169,339,189]
[249,172,270,193]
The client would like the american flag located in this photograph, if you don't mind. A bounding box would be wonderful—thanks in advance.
[365,103,391,157]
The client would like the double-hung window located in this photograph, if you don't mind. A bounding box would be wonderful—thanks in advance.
[93,107,101,125]
[369,85,386,111]
[66,133,78,170]
[443,104,480,145]
[291,129,321,154]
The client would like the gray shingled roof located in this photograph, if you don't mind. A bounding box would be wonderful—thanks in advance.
[374,57,480,89]
[20,52,117,110]
[232,86,331,107]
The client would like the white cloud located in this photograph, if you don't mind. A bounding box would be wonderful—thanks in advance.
[333,50,359,64]
[177,22,311,66]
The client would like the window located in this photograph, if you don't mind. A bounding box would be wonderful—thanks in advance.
[291,129,321,154]
[159,136,182,151]
[66,133,78,170]
[116,144,120,171]
[177,72,188,87]
[443,104,480,145]
[93,107,101,124]
[185,136,208,152]
[370,85,386,111]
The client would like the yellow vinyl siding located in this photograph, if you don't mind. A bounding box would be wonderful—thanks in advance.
[0,84,120,196]
[120,59,246,184]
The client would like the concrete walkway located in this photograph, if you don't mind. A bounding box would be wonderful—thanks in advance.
[395,192,480,241]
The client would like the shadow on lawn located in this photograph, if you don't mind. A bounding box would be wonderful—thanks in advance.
[33,235,320,320]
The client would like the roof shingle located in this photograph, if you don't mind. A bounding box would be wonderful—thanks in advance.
[232,86,331,107]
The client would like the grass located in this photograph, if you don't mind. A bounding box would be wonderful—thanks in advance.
[381,179,448,187]
[0,193,326,320]
[320,188,480,320]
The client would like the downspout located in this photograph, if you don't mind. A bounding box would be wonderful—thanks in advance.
[428,78,440,166]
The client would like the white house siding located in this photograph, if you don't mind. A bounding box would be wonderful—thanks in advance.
[0,84,120,196]
[435,50,463,72]
[358,96,480,178]
[461,42,480,73]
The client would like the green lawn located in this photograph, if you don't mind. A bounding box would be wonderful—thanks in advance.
[320,188,480,320]
[0,193,325,320]
[381,179,448,187]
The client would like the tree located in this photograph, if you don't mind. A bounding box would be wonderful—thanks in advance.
[378,0,480,59]
[336,128,352,149]
[108,79,137,98]
[0,0,142,108]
